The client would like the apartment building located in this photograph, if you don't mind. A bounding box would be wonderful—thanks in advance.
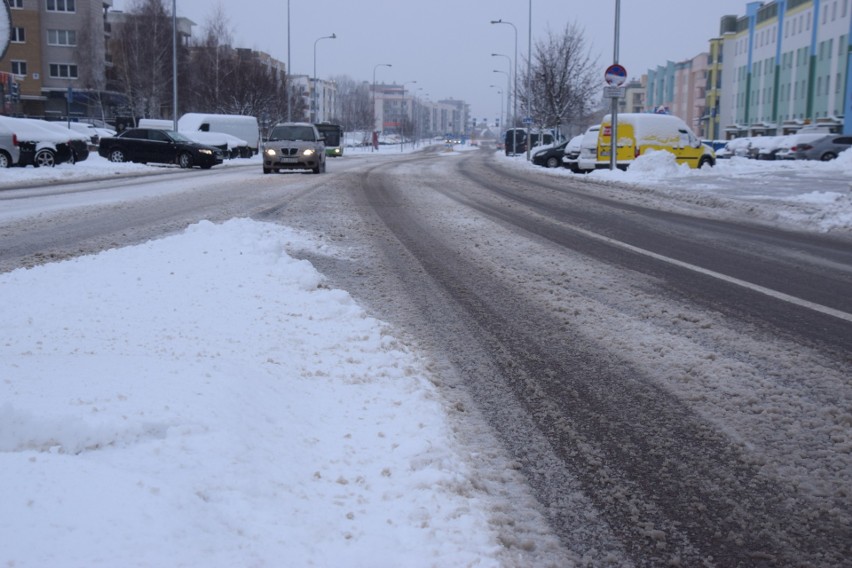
[371,85,469,138]
[2,0,112,118]
[644,0,851,138]
[646,53,710,136]
[719,0,851,136]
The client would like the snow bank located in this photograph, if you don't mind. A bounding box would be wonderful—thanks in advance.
[0,219,507,567]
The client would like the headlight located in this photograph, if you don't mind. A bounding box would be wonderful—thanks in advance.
[199,149,213,155]
[302,148,315,157]
[333,148,341,155]
[264,148,277,156]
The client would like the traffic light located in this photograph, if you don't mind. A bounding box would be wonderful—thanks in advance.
[495,118,500,127]
[10,82,19,102]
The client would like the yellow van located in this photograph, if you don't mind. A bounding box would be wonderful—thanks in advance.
[596,113,715,169]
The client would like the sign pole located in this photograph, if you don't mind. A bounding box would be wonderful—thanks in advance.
[610,0,621,171]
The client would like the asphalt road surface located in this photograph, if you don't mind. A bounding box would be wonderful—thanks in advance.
[2,148,850,566]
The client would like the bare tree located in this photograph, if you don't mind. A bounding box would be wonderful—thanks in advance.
[331,75,372,131]
[519,22,599,132]
[187,3,234,112]
[108,0,176,118]
[76,11,109,121]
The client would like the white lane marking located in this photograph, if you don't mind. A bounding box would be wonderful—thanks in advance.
[567,224,852,323]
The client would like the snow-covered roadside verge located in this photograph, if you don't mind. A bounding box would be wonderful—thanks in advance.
[0,218,565,567]
[500,148,852,235]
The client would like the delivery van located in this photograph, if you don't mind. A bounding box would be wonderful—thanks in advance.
[596,113,715,169]
[178,113,260,155]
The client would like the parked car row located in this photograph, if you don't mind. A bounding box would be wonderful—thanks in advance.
[0,116,93,168]
[525,113,715,172]
[715,133,852,161]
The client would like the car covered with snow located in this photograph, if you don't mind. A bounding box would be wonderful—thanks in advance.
[0,115,74,167]
[596,113,715,169]
[567,125,600,173]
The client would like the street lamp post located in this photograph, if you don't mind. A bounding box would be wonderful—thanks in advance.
[172,0,178,131]
[491,53,512,127]
[493,69,510,137]
[527,1,532,160]
[286,0,291,122]
[490,19,517,136]
[490,85,504,131]
[372,63,392,146]
[312,33,336,123]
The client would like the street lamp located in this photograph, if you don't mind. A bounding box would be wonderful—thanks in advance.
[286,0,291,122]
[490,19,517,135]
[312,33,336,123]
[372,63,392,142]
[493,69,510,137]
[491,53,512,127]
[172,0,178,131]
[489,85,503,131]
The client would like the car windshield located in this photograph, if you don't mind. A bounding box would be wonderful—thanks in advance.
[268,125,316,142]
[168,131,193,143]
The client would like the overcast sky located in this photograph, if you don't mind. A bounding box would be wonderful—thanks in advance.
[114,0,749,121]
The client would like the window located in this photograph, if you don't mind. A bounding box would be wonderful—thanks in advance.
[11,27,25,43]
[11,61,27,76]
[47,29,77,46]
[9,0,23,8]
[48,63,78,79]
[46,0,76,12]
[838,74,843,94]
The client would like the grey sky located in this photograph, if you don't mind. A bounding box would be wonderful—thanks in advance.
[114,0,749,121]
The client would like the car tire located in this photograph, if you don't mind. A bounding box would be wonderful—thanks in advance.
[698,156,715,168]
[178,152,193,169]
[546,156,560,168]
[820,152,837,161]
[0,151,10,168]
[34,149,56,168]
[263,167,271,174]
[108,149,125,163]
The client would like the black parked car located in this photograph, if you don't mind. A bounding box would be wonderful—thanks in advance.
[531,140,569,168]
[98,128,224,169]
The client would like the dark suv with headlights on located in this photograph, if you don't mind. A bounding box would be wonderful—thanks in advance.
[263,122,326,174]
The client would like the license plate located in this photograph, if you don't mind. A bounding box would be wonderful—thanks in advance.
[278,157,298,164]
[600,149,611,157]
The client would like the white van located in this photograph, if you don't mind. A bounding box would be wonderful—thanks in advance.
[138,118,251,159]
[178,113,260,156]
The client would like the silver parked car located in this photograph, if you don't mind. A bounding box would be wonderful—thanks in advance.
[787,134,852,161]
[0,121,22,168]
[262,122,326,174]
